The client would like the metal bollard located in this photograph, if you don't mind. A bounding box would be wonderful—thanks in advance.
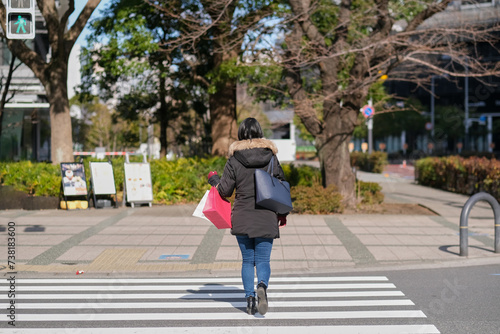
[459,192,500,257]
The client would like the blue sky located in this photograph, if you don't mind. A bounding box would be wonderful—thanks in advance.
[69,0,112,46]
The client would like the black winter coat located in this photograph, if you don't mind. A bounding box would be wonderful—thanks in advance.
[217,138,286,239]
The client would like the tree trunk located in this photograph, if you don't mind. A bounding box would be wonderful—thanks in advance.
[158,71,168,159]
[112,133,117,153]
[45,64,73,164]
[159,111,168,159]
[48,98,73,164]
[317,112,357,207]
[209,77,238,157]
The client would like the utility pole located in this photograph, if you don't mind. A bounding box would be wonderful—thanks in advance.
[431,76,435,138]
[464,62,469,150]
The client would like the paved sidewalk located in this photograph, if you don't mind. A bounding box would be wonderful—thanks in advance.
[0,168,499,277]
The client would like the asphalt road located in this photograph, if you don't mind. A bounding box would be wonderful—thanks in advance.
[385,263,500,334]
[3,263,500,333]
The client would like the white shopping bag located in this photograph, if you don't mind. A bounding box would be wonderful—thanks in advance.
[192,190,210,221]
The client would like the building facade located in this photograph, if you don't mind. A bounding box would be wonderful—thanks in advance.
[377,0,500,158]
[0,6,50,161]
[0,1,81,162]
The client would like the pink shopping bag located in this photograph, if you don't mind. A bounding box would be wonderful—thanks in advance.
[203,187,232,229]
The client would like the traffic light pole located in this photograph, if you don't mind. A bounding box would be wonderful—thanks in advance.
[368,99,373,154]
[464,62,469,151]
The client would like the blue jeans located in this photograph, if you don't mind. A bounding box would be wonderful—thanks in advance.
[236,236,273,298]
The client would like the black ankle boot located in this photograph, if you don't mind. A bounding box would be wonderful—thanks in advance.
[246,296,256,315]
[256,282,268,315]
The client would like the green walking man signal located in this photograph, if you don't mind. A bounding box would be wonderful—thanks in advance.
[15,15,27,33]
[6,0,35,39]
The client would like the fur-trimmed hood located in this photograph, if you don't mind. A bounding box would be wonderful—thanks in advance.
[228,138,278,157]
[228,138,278,168]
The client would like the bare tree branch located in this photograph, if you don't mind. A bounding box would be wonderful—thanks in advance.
[66,0,101,47]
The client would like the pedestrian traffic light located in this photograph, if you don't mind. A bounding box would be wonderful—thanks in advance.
[6,0,35,39]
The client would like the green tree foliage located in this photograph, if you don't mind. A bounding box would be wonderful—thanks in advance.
[70,96,141,152]
[254,0,492,206]
[86,103,139,151]
[82,1,293,158]
[143,0,287,156]
[373,98,427,139]
[82,1,159,100]
[433,104,465,142]
[82,0,209,157]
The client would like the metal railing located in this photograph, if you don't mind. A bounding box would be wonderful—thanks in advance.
[459,192,500,256]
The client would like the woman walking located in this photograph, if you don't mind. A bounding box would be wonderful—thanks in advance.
[207,117,288,315]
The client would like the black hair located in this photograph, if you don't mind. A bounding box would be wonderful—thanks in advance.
[238,117,264,140]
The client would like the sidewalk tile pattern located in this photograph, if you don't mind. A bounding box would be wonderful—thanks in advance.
[1,171,500,275]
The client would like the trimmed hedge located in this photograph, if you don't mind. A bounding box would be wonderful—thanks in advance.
[416,156,500,200]
[1,158,385,212]
[150,157,226,204]
[350,151,388,173]
[0,161,60,197]
[0,157,226,205]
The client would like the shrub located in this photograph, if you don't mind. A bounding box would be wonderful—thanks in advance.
[357,181,384,204]
[416,156,500,201]
[291,183,344,214]
[151,156,226,204]
[350,151,388,173]
[0,161,60,197]
[369,152,388,173]
[282,163,321,187]
[350,151,368,171]
[0,158,385,210]
[0,157,228,204]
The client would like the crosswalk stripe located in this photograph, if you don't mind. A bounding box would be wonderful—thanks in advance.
[9,299,415,309]
[0,276,440,333]
[0,290,406,300]
[17,310,427,321]
[0,325,441,334]
[8,283,396,291]
[0,276,389,284]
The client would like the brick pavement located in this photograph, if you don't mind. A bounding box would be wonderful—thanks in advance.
[1,170,499,277]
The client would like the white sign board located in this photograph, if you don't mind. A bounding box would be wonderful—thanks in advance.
[90,162,116,195]
[124,163,153,202]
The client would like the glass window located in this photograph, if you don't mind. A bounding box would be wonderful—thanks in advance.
[0,41,33,66]
[462,0,494,6]
[1,43,12,66]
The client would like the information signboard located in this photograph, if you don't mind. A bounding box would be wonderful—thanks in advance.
[124,163,153,203]
[90,162,116,195]
[60,162,88,196]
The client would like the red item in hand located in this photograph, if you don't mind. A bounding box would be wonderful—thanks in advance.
[278,215,287,227]
[203,187,232,229]
[208,171,218,180]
